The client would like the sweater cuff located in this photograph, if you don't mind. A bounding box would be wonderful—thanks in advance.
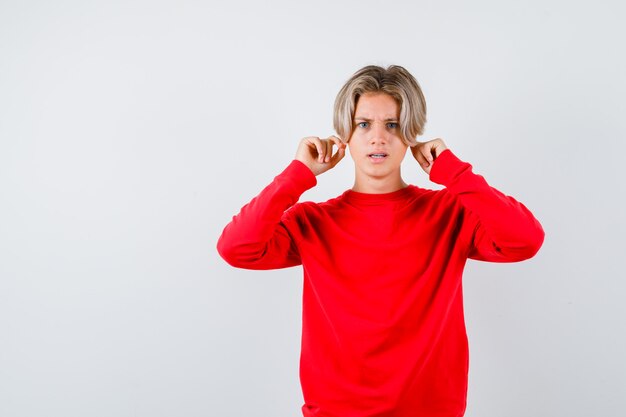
[278,159,318,192]
[428,149,472,186]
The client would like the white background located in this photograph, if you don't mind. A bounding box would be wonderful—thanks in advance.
[1,1,625,416]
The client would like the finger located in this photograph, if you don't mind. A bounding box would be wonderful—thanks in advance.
[421,146,434,164]
[410,143,426,164]
[425,143,434,161]
[431,139,447,158]
[413,148,429,169]
[327,135,346,163]
[329,144,346,167]
[318,139,328,163]
[318,138,329,163]
[328,135,346,149]
[305,136,323,162]
[326,140,335,162]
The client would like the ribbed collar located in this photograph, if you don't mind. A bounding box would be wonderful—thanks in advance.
[342,184,418,204]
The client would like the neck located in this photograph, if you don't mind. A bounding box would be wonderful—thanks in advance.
[351,174,408,194]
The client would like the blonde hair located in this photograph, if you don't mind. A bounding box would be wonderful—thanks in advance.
[333,65,427,146]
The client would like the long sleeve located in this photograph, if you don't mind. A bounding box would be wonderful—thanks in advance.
[429,149,545,262]
[216,160,317,270]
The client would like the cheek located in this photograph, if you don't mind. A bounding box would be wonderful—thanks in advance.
[396,143,409,155]
[390,147,408,163]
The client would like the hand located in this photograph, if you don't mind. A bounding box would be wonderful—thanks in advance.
[410,138,448,175]
[295,135,346,176]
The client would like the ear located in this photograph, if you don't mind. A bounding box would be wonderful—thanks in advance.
[405,136,418,147]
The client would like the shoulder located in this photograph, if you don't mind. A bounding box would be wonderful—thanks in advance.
[402,185,466,218]
[282,192,347,220]
[404,184,453,206]
[281,199,323,222]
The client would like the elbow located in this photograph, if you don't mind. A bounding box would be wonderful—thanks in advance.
[479,223,545,263]
[216,234,243,268]
[520,212,546,260]
[508,222,545,261]
[472,217,546,262]
[525,224,545,259]
[216,234,268,269]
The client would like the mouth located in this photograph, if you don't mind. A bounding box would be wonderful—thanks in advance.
[367,152,388,164]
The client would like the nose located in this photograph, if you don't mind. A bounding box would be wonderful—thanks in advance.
[369,123,388,145]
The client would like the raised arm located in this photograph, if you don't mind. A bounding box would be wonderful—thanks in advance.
[216,136,345,269]
[216,160,316,269]
[413,140,545,262]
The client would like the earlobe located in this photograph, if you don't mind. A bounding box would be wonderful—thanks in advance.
[405,136,419,147]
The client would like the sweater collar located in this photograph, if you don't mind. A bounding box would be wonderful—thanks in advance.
[343,184,417,204]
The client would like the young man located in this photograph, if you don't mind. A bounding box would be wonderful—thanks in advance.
[217,65,544,417]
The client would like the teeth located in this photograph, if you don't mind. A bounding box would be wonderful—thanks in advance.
[370,154,386,158]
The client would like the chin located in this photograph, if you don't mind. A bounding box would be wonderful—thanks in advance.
[362,166,395,178]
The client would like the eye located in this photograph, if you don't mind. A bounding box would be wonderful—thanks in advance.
[357,121,369,128]
[387,122,398,129]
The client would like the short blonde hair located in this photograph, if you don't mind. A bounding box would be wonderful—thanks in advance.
[333,65,427,146]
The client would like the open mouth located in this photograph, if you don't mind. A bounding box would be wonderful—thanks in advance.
[368,153,388,159]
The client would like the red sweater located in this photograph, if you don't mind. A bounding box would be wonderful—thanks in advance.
[217,149,544,417]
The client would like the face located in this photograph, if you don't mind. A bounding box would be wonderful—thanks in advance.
[348,92,408,185]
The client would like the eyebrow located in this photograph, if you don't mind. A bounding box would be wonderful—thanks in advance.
[354,117,398,122]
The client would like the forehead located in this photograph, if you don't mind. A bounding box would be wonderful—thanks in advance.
[354,92,399,119]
